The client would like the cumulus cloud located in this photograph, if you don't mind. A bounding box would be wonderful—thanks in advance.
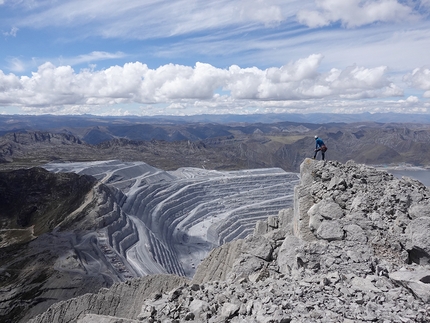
[406,95,420,103]
[297,0,417,28]
[0,70,21,93]
[227,55,398,100]
[0,55,407,114]
[404,66,430,97]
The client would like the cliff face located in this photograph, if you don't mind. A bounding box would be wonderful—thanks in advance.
[29,159,430,322]
[0,169,134,323]
[0,167,96,238]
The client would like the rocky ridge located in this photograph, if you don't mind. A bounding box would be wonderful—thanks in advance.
[29,159,430,322]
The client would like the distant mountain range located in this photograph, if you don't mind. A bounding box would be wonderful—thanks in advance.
[3,112,430,134]
[2,113,430,172]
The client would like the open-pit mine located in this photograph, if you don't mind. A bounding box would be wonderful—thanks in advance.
[45,160,299,279]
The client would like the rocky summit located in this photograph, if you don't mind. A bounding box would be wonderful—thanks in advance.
[26,159,430,322]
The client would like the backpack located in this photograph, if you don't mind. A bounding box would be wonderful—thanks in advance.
[321,144,327,152]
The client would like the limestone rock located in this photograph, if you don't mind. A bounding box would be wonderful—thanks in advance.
[316,220,344,241]
[254,220,268,235]
[389,270,430,303]
[192,239,244,284]
[245,235,274,261]
[406,217,430,264]
[408,203,430,220]
[28,275,189,323]
[277,235,305,275]
[350,276,381,293]
[77,314,140,323]
[278,208,294,227]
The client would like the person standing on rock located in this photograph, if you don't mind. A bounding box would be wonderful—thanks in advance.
[313,135,327,160]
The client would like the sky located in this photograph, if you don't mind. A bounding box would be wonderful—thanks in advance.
[0,0,430,116]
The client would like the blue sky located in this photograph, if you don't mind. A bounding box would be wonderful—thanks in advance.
[1,0,430,116]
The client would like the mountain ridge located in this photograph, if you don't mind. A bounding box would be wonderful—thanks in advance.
[3,119,430,172]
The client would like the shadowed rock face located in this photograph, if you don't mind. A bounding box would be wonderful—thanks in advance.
[0,167,96,238]
[29,159,430,323]
[0,168,103,323]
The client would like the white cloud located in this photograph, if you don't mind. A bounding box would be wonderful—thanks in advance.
[3,51,128,76]
[13,0,288,39]
[406,95,420,103]
[226,55,399,100]
[0,70,21,93]
[166,102,187,110]
[0,55,408,114]
[419,0,430,10]
[5,57,25,72]
[297,0,417,28]
[3,26,18,37]
[404,66,430,98]
[238,1,284,26]
[404,66,430,97]
[60,51,127,66]
[140,62,229,101]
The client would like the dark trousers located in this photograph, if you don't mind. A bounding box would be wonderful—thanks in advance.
[314,148,325,160]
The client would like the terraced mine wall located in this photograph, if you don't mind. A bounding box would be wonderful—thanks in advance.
[45,160,299,278]
[31,158,430,323]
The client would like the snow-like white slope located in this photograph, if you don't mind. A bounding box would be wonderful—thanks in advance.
[45,160,299,278]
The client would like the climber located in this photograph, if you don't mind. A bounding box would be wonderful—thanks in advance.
[313,135,327,160]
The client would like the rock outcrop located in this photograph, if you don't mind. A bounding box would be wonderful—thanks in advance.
[29,158,430,322]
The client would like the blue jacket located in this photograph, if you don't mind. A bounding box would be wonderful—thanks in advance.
[315,138,324,149]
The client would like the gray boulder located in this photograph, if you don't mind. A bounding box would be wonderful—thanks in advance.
[316,220,344,241]
[406,217,430,264]
[277,234,305,275]
[389,270,430,303]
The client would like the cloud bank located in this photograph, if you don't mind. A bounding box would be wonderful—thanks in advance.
[1,54,428,115]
